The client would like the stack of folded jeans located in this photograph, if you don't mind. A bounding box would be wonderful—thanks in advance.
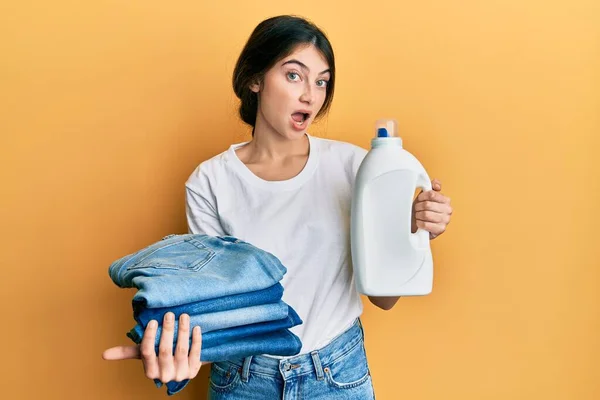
[108,234,303,395]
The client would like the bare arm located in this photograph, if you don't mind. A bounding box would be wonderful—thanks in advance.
[368,296,401,310]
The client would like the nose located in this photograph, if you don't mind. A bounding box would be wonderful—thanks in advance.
[299,82,314,105]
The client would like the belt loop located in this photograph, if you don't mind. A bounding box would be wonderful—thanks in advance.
[241,356,253,382]
[310,351,324,381]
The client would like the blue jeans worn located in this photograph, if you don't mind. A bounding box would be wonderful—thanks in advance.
[109,234,287,308]
[207,318,376,400]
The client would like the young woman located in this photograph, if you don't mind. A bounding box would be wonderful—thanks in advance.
[104,15,453,399]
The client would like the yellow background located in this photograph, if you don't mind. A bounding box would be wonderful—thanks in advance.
[1,1,599,399]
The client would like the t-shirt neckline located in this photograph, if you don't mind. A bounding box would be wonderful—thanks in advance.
[226,133,319,191]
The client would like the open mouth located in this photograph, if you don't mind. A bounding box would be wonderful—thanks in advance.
[291,112,310,126]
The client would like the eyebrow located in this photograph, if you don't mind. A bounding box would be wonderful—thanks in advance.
[281,59,331,76]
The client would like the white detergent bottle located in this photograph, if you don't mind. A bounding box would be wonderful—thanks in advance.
[351,119,434,296]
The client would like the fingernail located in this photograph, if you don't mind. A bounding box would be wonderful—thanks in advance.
[181,314,189,323]
[166,313,174,322]
[149,320,157,328]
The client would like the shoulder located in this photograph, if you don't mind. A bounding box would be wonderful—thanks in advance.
[313,135,367,158]
[311,135,368,174]
[185,148,231,192]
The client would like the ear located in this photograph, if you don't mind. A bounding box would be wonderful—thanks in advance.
[249,81,260,93]
[249,76,262,93]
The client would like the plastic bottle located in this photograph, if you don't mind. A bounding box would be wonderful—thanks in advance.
[351,119,434,296]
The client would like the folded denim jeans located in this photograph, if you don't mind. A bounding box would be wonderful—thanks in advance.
[108,234,304,396]
[109,234,287,308]
[128,301,294,345]
[128,305,302,349]
[133,282,284,327]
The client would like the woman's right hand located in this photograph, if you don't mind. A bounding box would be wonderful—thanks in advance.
[102,312,203,383]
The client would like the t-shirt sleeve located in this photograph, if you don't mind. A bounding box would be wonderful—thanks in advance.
[350,145,368,181]
[184,165,226,236]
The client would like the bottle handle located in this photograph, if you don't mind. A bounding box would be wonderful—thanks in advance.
[412,173,432,250]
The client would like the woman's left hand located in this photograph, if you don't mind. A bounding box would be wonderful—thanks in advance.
[412,179,453,240]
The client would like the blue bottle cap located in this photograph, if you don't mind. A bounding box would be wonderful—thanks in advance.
[377,128,389,137]
[375,119,399,138]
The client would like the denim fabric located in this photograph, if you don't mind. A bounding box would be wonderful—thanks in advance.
[109,234,287,308]
[158,327,304,396]
[206,318,375,400]
[128,305,302,349]
[133,283,284,324]
[108,234,304,397]
[127,302,297,345]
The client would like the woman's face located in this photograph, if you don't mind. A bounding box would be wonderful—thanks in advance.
[251,44,331,140]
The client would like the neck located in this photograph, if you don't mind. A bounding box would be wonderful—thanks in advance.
[247,111,309,161]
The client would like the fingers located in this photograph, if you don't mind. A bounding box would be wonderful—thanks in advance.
[415,219,446,237]
[140,320,160,379]
[414,199,452,216]
[158,312,176,383]
[414,184,452,238]
[174,314,191,382]
[102,312,202,383]
[188,325,203,378]
[102,345,141,361]
[106,313,200,384]
[414,210,451,226]
[418,189,450,205]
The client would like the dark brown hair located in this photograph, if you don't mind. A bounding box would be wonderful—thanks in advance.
[232,15,336,134]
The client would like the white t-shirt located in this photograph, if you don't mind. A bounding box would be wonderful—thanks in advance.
[184,133,368,356]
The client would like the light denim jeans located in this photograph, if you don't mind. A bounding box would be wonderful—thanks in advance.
[133,283,284,326]
[109,234,288,308]
[207,318,376,400]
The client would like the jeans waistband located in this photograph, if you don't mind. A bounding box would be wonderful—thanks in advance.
[226,318,364,381]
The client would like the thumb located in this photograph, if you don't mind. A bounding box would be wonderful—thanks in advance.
[102,345,141,361]
[431,179,442,191]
